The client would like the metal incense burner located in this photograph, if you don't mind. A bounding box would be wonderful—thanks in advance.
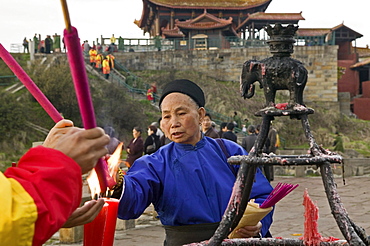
[203,24,369,246]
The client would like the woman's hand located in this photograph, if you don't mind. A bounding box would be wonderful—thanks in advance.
[234,221,262,238]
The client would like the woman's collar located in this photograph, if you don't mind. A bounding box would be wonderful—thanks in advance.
[173,132,206,150]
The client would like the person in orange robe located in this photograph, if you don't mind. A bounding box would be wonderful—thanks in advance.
[95,53,103,71]
[0,119,109,246]
[106,53,115,69]
[102,57,111,79]
[89,47,97,67]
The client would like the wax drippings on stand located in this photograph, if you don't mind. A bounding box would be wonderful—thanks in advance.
[301,189,340,245]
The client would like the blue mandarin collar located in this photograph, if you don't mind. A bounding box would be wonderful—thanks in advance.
[173,133,206,151]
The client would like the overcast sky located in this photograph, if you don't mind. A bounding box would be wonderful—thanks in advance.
[1,0,369,52]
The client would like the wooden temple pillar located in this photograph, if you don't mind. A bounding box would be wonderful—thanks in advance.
[170,10,174,29]
[155,7,160,35]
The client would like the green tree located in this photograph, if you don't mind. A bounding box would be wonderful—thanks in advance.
[28,61,81,127]
[0,92,28,143]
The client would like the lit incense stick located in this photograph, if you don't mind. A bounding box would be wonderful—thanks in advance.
[60,0,114,192]
[0,44,63,123]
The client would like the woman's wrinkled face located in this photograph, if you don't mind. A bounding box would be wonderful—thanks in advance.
[160,93,205,146]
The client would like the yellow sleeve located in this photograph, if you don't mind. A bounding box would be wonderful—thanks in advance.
[0,172,38,246]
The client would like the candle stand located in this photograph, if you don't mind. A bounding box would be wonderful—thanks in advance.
[196,24,369,246]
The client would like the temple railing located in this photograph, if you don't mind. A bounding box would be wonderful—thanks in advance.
[114,35,336,52]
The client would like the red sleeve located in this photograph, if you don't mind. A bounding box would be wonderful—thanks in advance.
[4,146,82,246]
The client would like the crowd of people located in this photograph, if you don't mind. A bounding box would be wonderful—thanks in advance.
[23,33,122,54]
[85,40,116,80]
[23,33,63,54]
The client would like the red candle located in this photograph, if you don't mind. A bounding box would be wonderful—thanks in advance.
[0,43,63,123]
[103,198,120,246]
[83,199,119,246]
[83,203,109,246]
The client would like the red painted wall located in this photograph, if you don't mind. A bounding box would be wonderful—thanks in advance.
[362,81,370,98]
[338,59,360,97]
[354,97,370,120]
[337,41,352,60]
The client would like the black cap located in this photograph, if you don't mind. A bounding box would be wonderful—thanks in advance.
[159,79,205,107]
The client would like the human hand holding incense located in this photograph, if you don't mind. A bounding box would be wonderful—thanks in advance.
[228,200,272,238]
[43,119,74,148]
[234,221,262,238]
[229,183,298,239]
[44,119,110,174]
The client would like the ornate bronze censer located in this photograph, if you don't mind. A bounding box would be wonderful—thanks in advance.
[192,24,369,246]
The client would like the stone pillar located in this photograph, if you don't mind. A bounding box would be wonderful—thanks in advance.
[295,166,305,177]
[29,40,35,61]
[116,219,135,230]
[59,226,83,243]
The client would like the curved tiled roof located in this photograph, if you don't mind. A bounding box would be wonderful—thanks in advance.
[176,21,232,30]
[331,23,363,39]
[296,24,363,39]
[175,11,233,30]
[161,26,185,38]
[351,58,370,69]
[247,12,305,21]
[296,28,331,37]
[236,12,304,31]
[147,0,271,9]
[354,46,370,58]
[162,11,238,37]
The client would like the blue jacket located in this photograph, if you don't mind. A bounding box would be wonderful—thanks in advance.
[118,136,273,236]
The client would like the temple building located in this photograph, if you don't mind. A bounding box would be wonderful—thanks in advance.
[134,0,370,120]
[134,0,303,49]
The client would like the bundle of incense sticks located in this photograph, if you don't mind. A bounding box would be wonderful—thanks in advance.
[260,182,299,208]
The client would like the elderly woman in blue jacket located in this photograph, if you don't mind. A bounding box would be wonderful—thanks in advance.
[113,79,273,246]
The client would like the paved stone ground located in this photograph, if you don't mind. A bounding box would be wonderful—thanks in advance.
[48,175,370,245]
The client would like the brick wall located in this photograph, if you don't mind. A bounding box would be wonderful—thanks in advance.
[115,45,339,103]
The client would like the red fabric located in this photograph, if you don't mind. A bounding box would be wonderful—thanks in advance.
[275,103,288,110]
[4,146,82,246]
